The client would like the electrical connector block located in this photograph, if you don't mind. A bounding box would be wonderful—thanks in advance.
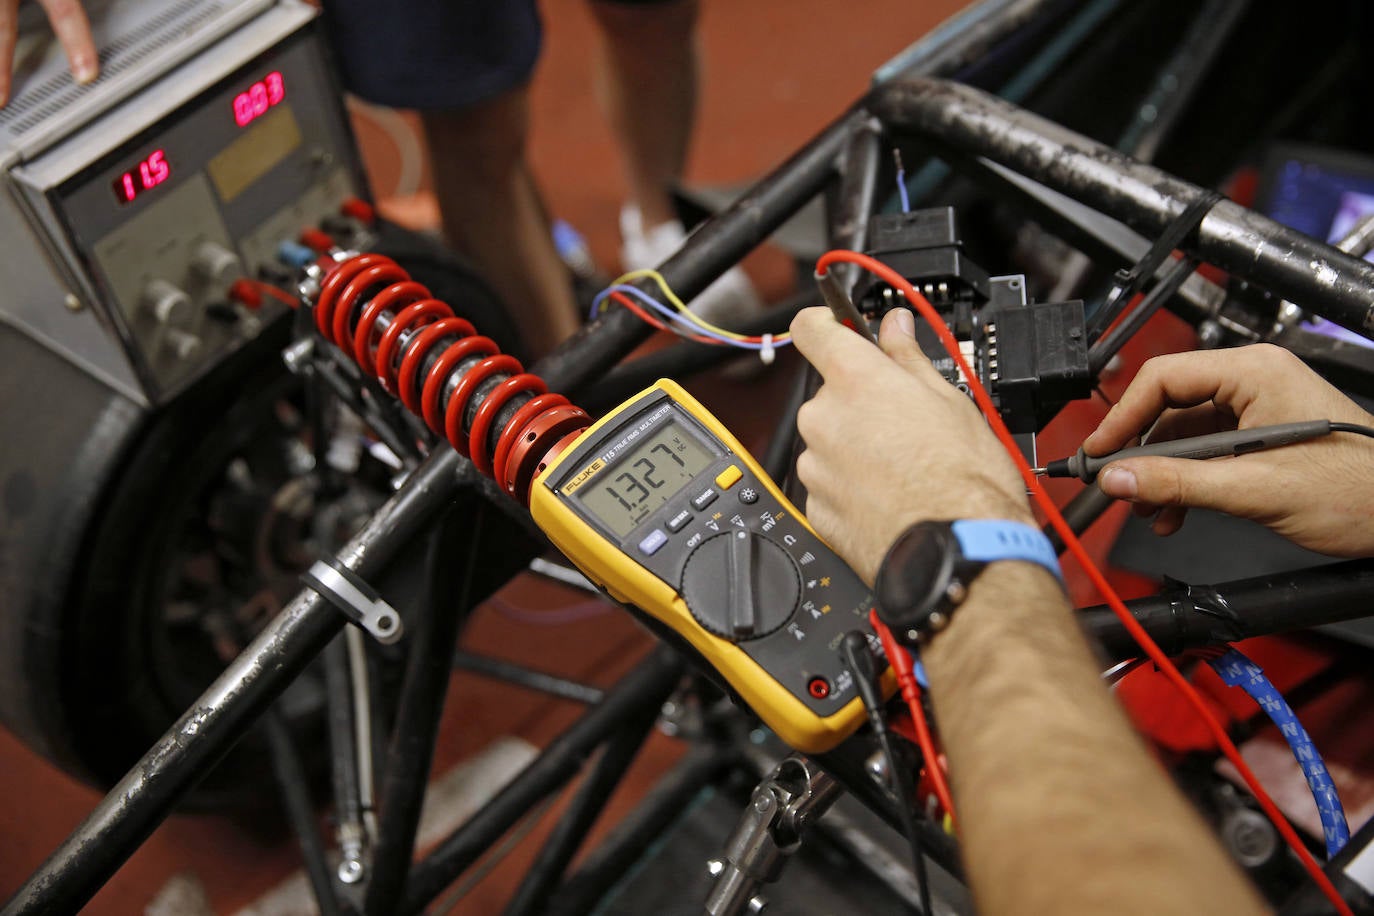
[987,300,1091,432]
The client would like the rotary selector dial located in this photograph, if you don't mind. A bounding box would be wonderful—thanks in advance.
[680,530,801,641]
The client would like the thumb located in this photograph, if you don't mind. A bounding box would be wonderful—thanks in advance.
[1097,456,1258,515]
[878,308,942,382]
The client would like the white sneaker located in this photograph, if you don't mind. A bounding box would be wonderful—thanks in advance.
[619,205,765,329]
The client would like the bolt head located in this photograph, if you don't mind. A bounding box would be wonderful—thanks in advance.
[337,859,365,884]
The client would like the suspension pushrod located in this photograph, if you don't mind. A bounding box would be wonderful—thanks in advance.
[1080,559,1374,663]
[869,78,1374,339]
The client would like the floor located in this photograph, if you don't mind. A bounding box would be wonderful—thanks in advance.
[4,0,1371,913]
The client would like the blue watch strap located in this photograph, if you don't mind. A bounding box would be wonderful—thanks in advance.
[949,519,1062,580]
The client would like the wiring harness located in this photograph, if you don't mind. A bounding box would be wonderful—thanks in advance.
[591,268,792,361]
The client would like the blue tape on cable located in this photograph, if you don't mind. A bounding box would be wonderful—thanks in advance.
[1209,648,1349,857]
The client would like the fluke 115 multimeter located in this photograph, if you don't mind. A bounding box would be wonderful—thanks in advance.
[531,379,892,753]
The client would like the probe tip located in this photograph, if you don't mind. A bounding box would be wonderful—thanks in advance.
[1030,467,1047,476]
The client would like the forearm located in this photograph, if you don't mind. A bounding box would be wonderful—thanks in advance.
[923,562,1268,916]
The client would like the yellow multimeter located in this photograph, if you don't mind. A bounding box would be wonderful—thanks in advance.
[531,379,893,753]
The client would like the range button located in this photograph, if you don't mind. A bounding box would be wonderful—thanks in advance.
[691,488,718,511]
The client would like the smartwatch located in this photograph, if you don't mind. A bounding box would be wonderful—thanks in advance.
[874,519,1062,643]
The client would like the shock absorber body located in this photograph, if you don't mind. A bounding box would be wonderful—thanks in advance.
[305,252,591,504]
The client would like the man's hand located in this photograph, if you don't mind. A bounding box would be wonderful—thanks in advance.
[1,0,97,107]
[790,305,1032,584]
[1085,343,1374,556]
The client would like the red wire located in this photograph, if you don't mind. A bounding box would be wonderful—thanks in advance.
[816,249,1352,916]
[252,279,300,308]
[606,290,781,346]
[870,609,957,824]
[607,290,670,332]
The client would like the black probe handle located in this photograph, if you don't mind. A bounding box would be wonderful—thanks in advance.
[1048,420,1334,483]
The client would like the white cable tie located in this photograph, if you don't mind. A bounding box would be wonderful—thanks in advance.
[760,333,776,366]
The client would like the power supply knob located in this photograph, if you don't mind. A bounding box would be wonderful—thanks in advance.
[192,242,243,290]
[142,279,191,326]
[681,530,801,642]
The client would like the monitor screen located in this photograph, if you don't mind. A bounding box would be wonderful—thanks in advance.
[1257,145,1374,349]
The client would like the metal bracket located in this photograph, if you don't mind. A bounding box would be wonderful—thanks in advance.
[705,755,842,916]
[302,559,404,644]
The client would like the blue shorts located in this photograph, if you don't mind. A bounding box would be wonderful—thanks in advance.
[319,0,543,110]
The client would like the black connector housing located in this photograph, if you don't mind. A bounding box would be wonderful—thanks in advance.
[859,207,991,308]
[990,300,1092,432]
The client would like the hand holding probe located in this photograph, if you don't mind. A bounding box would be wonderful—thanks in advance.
[814,269,877,343]
[1033,420,1337,483]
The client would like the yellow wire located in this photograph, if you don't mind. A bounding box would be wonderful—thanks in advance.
[609,268,792,344]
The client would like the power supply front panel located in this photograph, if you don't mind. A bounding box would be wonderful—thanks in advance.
[5,1,368,403]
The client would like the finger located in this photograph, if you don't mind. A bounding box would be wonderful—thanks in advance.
[790,306,884,382]
[1152,505,1188,536]
[1084,350,1254,455]
[1097,455,1261,516]
[37,0,96,83]
[877,308,946,386]
[1142,403,1233,447]
[0,0,18,106]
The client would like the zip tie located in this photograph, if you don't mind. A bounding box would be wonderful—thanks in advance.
[302,560,404,644]
[761,333,775,365]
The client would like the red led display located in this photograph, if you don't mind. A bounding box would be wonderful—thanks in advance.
[112,149,171,205]
[233,71,285,128]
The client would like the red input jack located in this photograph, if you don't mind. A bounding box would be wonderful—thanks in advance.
[807,676,831,700]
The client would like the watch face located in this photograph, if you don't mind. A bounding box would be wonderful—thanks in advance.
[875,523,958,633]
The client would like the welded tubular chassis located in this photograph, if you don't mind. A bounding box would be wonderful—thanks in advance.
[8,2,1374,913]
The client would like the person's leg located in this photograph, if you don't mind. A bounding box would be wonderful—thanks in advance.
[420,90,580,359]
[588,0,761,327]
[588,0,699,229]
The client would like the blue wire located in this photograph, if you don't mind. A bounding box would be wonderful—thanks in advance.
[896,168,911,213]
[590,284,793,352]
[1207,648,1350,857]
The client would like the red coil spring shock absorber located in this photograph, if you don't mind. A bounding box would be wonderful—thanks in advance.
[311,253,591,503]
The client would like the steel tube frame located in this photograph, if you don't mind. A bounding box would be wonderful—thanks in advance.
[364,503,491,914]
[399,646,685,914]
[503,705,662,916]
[867,77,1374,336]
[452,651,606,706]
[546,745,740,916]
[0,453,473,916]
[1080,559,1374,663]
[265,707,345,916]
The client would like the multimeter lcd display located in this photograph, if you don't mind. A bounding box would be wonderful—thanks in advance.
[578,422,716,536]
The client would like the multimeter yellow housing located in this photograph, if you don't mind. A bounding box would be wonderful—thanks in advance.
[531,379,892,753]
